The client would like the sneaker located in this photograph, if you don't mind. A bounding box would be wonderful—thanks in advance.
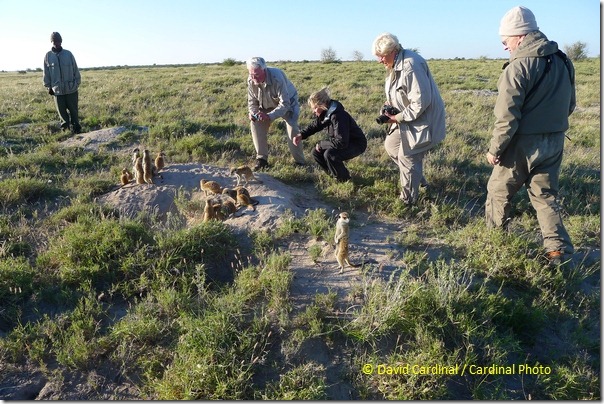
[253,158,269,171]
[545,251,563,266]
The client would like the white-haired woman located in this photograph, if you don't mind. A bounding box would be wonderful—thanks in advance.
[372,32,446,205]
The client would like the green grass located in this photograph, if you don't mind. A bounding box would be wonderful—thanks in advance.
[0,58,599,399]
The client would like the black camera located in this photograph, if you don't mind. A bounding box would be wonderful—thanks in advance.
[375,105,400,124]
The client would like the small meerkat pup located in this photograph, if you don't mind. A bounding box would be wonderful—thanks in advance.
[134,156,145,184]
[200,179,222,196]
[155,151,166,172]
[120,168,132,186]
[236,187,258,211]
[334,212,359,273]
[202,199,220,222]
[220,199,239,218]
[230,165,263,187]
[222,187,238,200]
[142,149,154,185]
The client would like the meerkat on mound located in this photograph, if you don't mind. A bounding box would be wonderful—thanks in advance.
[142,149,154,185]
[334,212,360,273]
[155,151,166,172]
[236,187,258,211]
[202,199,221,222]
[131,148,140,167]
[120,168,132,186]
[200,179,222,196]
[134,156,145,184]
[222,187,238,200]
[230,165,263,187]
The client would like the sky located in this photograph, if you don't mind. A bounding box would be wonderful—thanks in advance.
[0,0,600,71]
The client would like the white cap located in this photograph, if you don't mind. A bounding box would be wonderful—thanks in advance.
[499,6,538,36]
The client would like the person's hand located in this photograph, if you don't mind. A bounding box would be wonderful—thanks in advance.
[486,152,500,165]
[315,143,321,152]
[48,88,55,95]
[293,134,302,146]
[257,111,270,122]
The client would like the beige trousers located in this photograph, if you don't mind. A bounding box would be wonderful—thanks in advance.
[250,110,305,164]
[384,129,427,204]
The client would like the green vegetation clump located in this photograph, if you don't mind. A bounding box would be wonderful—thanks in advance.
[0,58,599,400]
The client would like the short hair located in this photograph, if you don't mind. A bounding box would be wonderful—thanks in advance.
[246,57,266,70]
[308,87,331,109]
[372,32,401,56]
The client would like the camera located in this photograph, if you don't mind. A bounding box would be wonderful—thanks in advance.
[375,105,400,124]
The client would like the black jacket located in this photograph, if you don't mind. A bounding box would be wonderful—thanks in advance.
[300,100,366,150]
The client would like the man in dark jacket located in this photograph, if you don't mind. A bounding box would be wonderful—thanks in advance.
[485,6,576,265]
[293,88,367,182]
[43,32,82,134]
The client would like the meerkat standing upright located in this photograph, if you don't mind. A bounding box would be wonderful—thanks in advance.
[142,149,154,185]
[155,151,166,172]
[134,155,145,185]
[334,212,359,273]
[230,165,263,187]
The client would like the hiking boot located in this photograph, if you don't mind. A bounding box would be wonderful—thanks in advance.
[253,158,269,171]
[545,251,564,266]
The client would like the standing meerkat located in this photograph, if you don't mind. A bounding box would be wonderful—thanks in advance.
[142,149,154,185]
[155,151,166,172]
[334,212,359,273]
[200,179,222,196]
[230,165,263,187]
[134,156,145,184]
[202,199,221,222]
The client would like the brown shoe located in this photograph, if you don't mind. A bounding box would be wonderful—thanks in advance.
[545,251,563,266]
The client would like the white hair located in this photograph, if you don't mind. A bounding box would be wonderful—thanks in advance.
[246,57,267,70]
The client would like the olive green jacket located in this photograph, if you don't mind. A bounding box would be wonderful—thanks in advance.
[489,31,576,157]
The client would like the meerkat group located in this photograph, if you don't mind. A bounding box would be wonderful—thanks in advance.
[121,148,166,186]
[200,166,262,222]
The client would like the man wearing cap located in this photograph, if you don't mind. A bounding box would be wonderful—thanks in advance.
[485,6,576,265]
[43,32,82,134]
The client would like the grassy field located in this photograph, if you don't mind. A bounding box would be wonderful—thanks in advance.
[0,57,600,399]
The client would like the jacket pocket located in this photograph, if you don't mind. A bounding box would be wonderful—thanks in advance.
[404,123,432,150]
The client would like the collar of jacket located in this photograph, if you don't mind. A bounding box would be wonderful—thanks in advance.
[321,100,338,123]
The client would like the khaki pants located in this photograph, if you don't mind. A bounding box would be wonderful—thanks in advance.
[250,109,305,164]
[384,129,427,204]
[485,132,573,254]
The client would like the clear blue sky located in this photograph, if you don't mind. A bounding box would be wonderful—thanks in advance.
[0,0,600,71]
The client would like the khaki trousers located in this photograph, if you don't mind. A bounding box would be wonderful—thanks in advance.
[250,109,305,164]
[485,132,573,254]
[384,129,427,204]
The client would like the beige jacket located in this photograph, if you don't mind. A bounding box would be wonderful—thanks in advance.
[386,49,446,155]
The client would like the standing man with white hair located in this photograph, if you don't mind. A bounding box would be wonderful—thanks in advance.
[43,32,82,134]
[246,57,306,171]
[485,6,576,265]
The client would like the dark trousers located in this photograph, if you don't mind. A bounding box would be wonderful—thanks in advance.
[312,143,366,181]
[54,91,80,131]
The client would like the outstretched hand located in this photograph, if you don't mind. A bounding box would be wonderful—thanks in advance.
[293,134,302,146]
